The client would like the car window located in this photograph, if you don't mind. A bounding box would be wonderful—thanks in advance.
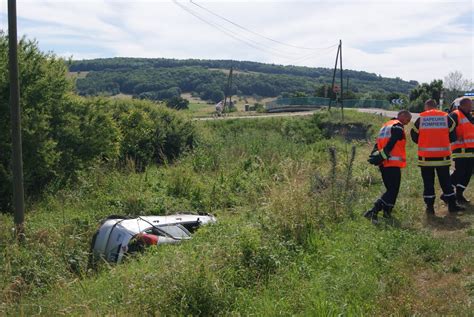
[146,225,190,239]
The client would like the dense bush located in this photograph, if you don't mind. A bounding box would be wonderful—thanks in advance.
[0,35,195,212]
[166,96,189,110]
[408,79,443,112]
[110,99,195,170]
[0,35,73,211]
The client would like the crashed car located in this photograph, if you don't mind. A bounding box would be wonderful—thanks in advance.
[450,92,474,112]
[91,214,216,264]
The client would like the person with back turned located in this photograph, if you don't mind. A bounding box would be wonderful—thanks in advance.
[449,97,474,204]
[410,99,464,214]
[364,110,412,223]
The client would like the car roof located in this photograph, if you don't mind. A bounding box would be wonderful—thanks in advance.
[97,214,215,238]
[451,95,474,107]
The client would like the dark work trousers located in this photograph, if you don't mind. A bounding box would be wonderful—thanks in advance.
[377,166,401,208]
[451,158,474,194]
[420,166,455,206]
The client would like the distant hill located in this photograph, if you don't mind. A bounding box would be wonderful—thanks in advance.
[70,58,419,102]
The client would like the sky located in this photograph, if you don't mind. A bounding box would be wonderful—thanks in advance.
[0,0,472,83]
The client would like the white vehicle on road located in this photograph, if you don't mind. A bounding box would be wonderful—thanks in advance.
[91,214,216,264]
[450,93,474,112]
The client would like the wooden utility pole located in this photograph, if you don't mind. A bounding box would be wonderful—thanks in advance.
[339,40,344,120]
[228,66,233,108]
[330,40,344,120]
[330,44,340,112]
[8,0,25,239]
[223,65,233,111]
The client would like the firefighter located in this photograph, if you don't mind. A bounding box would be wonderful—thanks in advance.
[449,97,474,203]
[410,99,464,214]
[364,110,412,223]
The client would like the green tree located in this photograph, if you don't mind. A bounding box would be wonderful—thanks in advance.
[166,96,189,110]
[0,34,196,212]
[0,35,69,210]
[408,79,443,112]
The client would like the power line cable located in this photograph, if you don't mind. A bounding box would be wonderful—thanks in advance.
[173,0,316,60]
[174,1,294,59]
[190,0,338,51]
[290,45,338,64]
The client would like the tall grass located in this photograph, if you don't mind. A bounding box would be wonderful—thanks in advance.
[1,111,472,316]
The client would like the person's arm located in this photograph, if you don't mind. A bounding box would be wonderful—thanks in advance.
[371,143,378,153]
[448,113,457,143]
[410,118,420,144]
[382,124,403,156]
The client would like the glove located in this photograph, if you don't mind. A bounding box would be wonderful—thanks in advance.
[368,150,388,166]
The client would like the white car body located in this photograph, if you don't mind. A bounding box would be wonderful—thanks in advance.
[450,93,474,110]
[92,214,216,263]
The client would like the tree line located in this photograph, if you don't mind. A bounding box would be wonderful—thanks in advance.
[70,58,419,103]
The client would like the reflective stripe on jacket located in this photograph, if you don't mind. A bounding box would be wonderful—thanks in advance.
[376,119,406,168]
[451,109,474,158]
[417,109,451,166]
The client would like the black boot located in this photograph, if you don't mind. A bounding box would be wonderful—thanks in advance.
[425,204,435,215]
[448,197,465,213]
[364,200,383,224]
[456,190,470,204]
[382,206,393,219]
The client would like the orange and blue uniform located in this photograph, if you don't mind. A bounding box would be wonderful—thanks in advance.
[376,119,407,168]
[449,109,474,200]
[411,109,457,208]
[368,118,407,216]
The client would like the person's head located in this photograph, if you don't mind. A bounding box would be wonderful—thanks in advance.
[459,97,473,114]
[397,109,412,125]
[424,99,437,111]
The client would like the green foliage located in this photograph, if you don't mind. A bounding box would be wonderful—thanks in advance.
[0,35,72,210]
[165,96,189,110]
[137,86,181,101]
[1,112,472,316]
[291,91,308,97]
[254,102,265,113]
[0,34,195,212]
[408,79,443,112]
[50,96,122,177]
[109,98,195,170]
[71,57,419,102]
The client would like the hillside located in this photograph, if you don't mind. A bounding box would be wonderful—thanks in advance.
[70,58,419,102]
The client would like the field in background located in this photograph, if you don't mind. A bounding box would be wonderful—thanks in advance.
[1,110,472,315]
[67,71,89,79]
[182,93,278,117]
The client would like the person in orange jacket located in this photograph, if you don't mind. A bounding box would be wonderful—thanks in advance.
[410,99,464,214]
[449,97,474,203]
[364,110,412,223]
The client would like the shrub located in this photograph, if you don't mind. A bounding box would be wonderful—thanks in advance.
[165,96,189,110]
[0,34,196,212]
[0,35,72,211]
[109,98,196,170]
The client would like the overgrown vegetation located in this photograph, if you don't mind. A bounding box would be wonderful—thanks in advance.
[0,34,195,212]
[1,111,472,315]
[1,36,472,316]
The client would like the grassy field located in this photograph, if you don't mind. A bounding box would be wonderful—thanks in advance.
[181,93,277,118]
[66,71,89,79]
[1,110,473,315]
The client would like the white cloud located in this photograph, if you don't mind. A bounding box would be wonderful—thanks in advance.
[0,0,472,83]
